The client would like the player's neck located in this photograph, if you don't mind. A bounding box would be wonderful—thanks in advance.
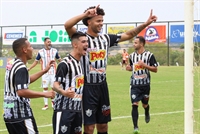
[70,51,81,61]
[137,48,145,54]
[16,56,27,65]
[86,29,99,37]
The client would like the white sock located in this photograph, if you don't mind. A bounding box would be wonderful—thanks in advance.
[43,90,48,105]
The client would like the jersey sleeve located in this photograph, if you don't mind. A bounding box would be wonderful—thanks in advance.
[108,34,121,47]
[55,51,61,59]
[15,68,29,90]
[35,52,41,61]
[55,62,68,83]
[149,54,158,67]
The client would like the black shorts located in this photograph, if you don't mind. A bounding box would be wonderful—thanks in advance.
[82,81,111,125]
[130,85,150,105]
[5,116,38,134]
[52,110,82,134]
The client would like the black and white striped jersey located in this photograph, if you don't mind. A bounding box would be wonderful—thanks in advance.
[54,55,84,112]
[3,59,33,122]
[81,33,121,84]
[129,50,158,86]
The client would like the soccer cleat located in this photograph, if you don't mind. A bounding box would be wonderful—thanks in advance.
[145,113,150,123]
[133,127,140,134]
[42,105,48,110]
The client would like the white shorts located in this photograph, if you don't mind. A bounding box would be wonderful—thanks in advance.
[42,73,55,88]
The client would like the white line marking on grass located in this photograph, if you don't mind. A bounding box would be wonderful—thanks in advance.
[0,109,199,132]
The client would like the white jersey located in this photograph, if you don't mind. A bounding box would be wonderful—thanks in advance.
[35,48,60,75]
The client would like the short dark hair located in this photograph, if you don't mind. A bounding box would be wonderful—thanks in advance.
[12,38,27,56]
[44,37,50,42]
[71,31,87,42]
[136,36,146,46]
[82,6,105,26]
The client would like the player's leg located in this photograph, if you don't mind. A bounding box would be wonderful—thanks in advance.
[130,86,142,133]
[141,85,151,123]
[5,117,39,134]
[96,81,111,134]
[70,112,82,134]
[42,74,49,110]
[52,110,75,134]
[82,84,99,134]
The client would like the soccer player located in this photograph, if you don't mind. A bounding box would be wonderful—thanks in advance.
[3,38,55,134]
[52,31,88,134]
[121,49,129,70]
[28,37,62,110]
[64,5,157,134]
[126,36,158,134]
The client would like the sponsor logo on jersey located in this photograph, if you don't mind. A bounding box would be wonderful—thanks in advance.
[75,75,84,89]
[134,64,145,71]
[90,50,106,62]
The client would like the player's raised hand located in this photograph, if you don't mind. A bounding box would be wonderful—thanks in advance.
[146,9,157,25]
[85,4,100,18]
[44,60,55,73]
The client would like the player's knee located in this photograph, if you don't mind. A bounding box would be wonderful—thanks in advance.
[84,124,95,133]
[97,123,108,132]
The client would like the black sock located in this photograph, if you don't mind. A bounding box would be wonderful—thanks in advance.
[132,105,139,128]
[144,105,150,115]
[97,132,108,134]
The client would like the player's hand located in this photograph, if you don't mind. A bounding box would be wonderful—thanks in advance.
[85,4,100,18]
[138,60,146,67]
[146,9,157,25]
[44,90,55,99]
[43,60,55,73]
[63,87,75,98]
[126,65,132,71]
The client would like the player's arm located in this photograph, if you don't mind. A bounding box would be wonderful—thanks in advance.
[55,51,62,62]
[15,68,55,99]
[17,89,55,99]
[64,5,100,37]
[28,60,38,71]
[119,9,157,42]
[126,58,133,71]
[138,55,158,73]
[30,60,55,83]
[53,62,75,98]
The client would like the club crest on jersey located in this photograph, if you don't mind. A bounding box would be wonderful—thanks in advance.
[134,64,145,71]
[89,50,106,62]
[86,109,92,117]
[75,75,84,89]
[61,125,68,133]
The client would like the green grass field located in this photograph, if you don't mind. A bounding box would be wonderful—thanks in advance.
[0,65,200,134]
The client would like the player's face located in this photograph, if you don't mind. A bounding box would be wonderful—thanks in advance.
[44,39,52,50]
[77,36,88,56]
[89,15,103,33]
[133,38,143,51]
[24,40,33,60]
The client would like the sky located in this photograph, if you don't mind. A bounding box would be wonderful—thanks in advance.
[0,0,200,26]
